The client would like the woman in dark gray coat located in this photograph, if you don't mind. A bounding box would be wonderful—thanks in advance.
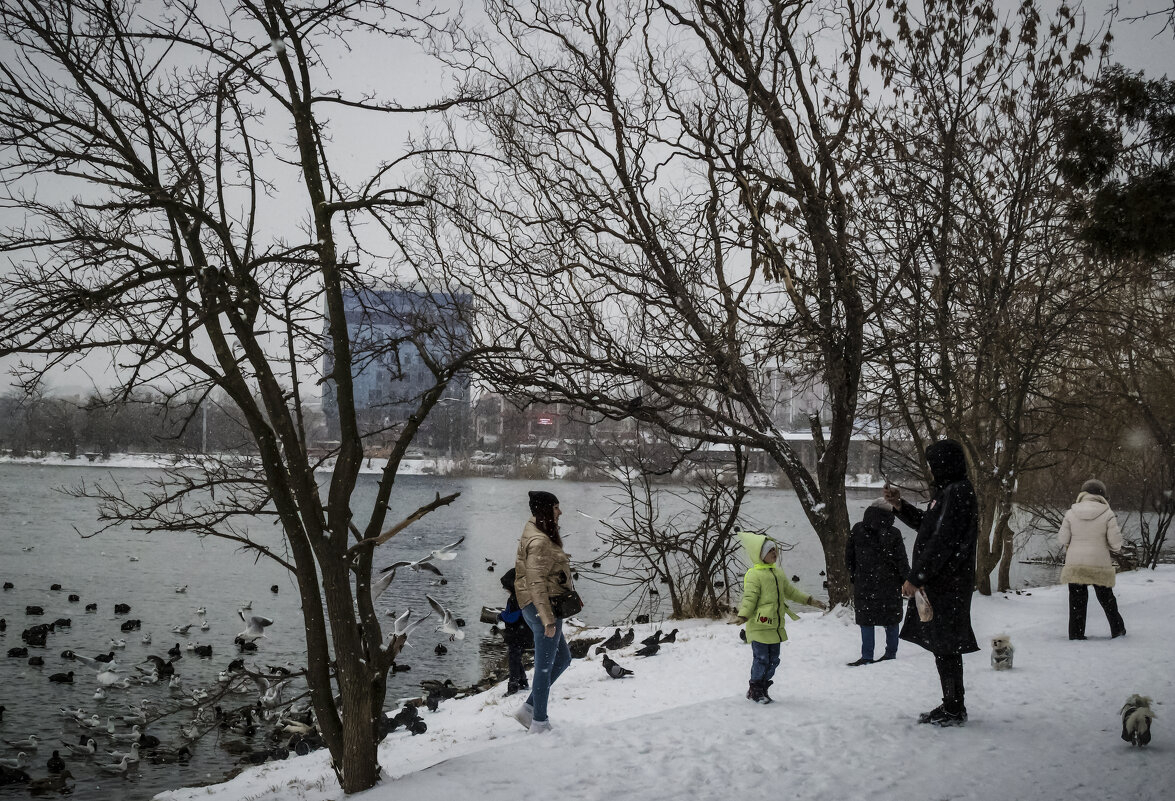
[845,499,910,666]
[884,438,980,727]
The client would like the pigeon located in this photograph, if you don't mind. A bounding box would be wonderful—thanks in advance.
[601,629,623,649]
[640,630,662,646]
[633,641,660,658]
[426,595,465,642]
[601,654,633,678]
[661,628,679,643]
[237,610,274,642]
[617,628,635,648]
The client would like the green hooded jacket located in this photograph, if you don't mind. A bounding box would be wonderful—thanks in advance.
[737,531,815,645]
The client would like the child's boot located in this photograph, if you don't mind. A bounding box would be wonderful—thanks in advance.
[761,679,774,704]
[746,680,762,702]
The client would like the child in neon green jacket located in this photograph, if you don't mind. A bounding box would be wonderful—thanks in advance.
[735,530,827,703]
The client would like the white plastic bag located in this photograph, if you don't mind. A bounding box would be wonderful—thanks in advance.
[914,589,934,622]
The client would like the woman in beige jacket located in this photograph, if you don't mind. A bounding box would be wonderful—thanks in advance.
[1058,479,1126,640]
[511,490,574,734]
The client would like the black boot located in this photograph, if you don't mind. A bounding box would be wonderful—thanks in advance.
[746,680,762,702]
[761,680,774,704]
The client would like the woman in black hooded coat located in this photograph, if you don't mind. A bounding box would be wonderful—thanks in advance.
[845,499,910,666]
[884,438,980,727]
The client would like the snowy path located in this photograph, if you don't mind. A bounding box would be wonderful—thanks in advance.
[159,568,1174,801]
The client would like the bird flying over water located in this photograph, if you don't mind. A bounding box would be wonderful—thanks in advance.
[426,595,464,642]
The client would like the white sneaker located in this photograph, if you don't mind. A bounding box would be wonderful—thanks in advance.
[512,703,533,730]
[528,718,552,734]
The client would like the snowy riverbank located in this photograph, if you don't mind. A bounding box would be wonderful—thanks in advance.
[157,566,1174,801]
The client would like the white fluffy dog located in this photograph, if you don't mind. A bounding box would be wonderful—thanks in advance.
[990,634,1014,670]
[1120,694,1156,747]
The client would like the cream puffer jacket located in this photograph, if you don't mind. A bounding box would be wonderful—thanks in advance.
[514,518,574,627]
[1058,492,1124,587]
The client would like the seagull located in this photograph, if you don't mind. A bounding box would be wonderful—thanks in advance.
[370,570,397,603]
[109,725,142,744]
[109,638,126,649]
[174,585,188,594]
[378,557,444,581]
[240,600,253,610]
[99,754,131,774]
[2,735,39,750]
[78,715,102,729]
[96,669,124,687]
[141,632,152,645]
[382,609,433,659]
[59,708,86,721]
[199,619,209,631]
[601,654,634,678]
[106,742,140,763]
[92,688,107,701]
[0,752,29,769]
[121,709,146,726]
[237,610,274,642]
[171,624,193,635]
[61,738,96,757]
[428,536,465,562]
[195,607,206,616]
[426,595,465,642]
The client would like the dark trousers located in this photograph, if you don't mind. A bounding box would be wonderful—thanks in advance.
[1068,583,1126,639]
[507,641,527,687]
[934,654,965,715]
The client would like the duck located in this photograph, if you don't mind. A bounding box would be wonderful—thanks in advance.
[48,671,74,684]
[145,745,191,764]
[28,769,73,794]
[167,643,182,659]
[2,735,38,751]
[193,643,213,658]
[45,750,66,773]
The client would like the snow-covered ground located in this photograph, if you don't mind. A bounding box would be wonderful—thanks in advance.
[158,566,1174,801]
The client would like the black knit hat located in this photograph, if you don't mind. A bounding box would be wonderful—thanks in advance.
[528,490,560,514]
[926,439,968,485]
[1081,479,1107,499]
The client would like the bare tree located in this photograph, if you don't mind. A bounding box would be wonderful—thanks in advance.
[860,0,1108,593]
[585,431,748,619]
[420,0,879,604]
[0,1,491,792]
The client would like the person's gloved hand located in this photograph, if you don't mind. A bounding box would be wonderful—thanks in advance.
[808,597,828,611]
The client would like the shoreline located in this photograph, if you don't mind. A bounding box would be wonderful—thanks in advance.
[154,565,1175,801]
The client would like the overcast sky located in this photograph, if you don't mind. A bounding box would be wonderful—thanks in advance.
[0,0,1172,400]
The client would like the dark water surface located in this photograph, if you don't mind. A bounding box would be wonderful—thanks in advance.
[0,464,1058,800]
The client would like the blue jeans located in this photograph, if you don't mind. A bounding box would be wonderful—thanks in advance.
[521,603,572,722]
[860,624,899,660]
[750,641,781,683]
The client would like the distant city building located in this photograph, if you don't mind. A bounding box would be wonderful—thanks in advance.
[321,288,471,447]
